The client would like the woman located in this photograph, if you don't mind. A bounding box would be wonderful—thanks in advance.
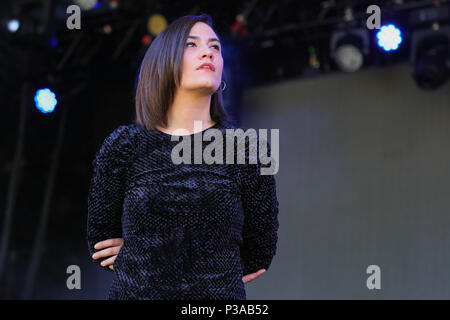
[87,13,279,300]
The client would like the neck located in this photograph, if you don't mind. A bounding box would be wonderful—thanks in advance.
[162,88,216,134]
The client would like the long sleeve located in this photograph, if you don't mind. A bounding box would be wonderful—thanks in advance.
[239,134,280,276]
[87,125,135,272]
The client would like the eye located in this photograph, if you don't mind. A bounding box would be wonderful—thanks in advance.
[185,42,221,51]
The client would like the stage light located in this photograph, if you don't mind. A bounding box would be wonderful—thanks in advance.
[7,19,20,33]
[101,24,112,34]
[334,44,363,72]
[147,14,167,36]
[109,0,119,10]
[330,29,370,73]
[141,34,152,46]
[74,0,98,11]
[411,26,450,90]
[413,44,449,89]
[376,24,402,51]
[49,35,58,48]
[34,88,57,114]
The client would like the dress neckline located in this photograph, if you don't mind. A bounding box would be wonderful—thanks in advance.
[153,121,222,139]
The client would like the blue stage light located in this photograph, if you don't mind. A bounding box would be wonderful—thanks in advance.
[377,24,402,51]
[7,19,20,33]
[34,88,57,113]
[49,36,58,48]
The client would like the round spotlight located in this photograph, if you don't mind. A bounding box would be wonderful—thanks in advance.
[147,14,167,36]
[34,88,57,114]
[7,19,20,33]
[376,24,402,51]
[413,43,450,90]
[334,44,364,72]
[141,34,152,46]
[331,30,368,73]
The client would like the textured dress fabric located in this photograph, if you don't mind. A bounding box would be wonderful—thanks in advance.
[86,120,279,300]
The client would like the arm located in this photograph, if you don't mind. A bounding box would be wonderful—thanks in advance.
[86,125,134,272]
[239,135,280,277]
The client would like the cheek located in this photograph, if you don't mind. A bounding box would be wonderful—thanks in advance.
[182,56,191,74]
[217,57,224,73]
[182,52,195,73]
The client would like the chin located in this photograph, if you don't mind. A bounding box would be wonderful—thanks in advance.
[192,83,218,93]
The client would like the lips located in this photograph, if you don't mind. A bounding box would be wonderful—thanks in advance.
[197,62,215,72]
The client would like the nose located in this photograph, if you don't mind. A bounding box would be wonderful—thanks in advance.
[200,47,214,60]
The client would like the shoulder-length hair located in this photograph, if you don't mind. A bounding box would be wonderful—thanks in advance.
[134,13,229,130]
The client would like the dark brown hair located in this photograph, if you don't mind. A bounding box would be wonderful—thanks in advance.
[134,14,229,130]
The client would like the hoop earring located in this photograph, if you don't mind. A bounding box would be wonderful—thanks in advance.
[219,80,227,92]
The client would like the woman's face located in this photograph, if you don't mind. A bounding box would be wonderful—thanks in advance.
[180,22,223,94]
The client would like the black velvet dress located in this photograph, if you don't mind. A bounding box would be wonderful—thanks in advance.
[87,120,279,300]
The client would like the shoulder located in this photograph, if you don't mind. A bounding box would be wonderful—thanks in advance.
[105,124,141,144]
[222,124,271,160]
[101,123,147,151]
[93,124,142,171]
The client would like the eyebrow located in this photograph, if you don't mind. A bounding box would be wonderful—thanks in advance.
[187,35,221,45]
